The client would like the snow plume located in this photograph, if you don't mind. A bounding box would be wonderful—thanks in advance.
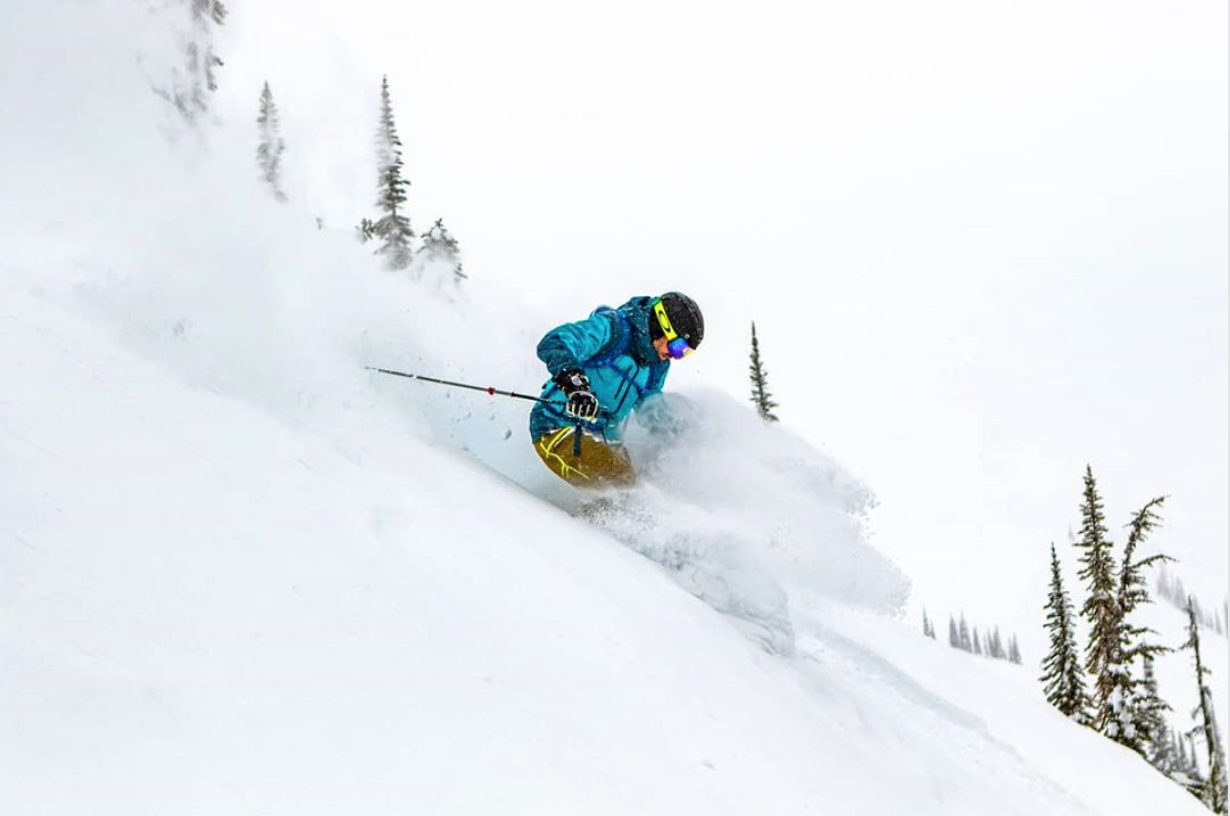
[355,300,910,648]
[611,391,908,641]
[1,2,907,652]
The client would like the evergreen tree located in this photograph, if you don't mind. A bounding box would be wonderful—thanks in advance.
[368,75,414,270]
[1148,720,1176,777]
[1076,465,1132,741]
[948,615,960,649]
[1008,635,1022,665]
[1119,498,1168,617]
[256,82,288,202]
[922,609,933,639]
[155,1,228,125]
[1177,729,1192,774]
[973,628,984,656]
[419,218,465,283]
[1143,658,1176,775]
[748,322,780,422]
[958,614,973,652]
[1176,729,1202,787]
[1116,498,1174,757]
[193,1,226,95]
[1041,543,1090,721]
[987,627,1003,660]
[1183,602,1228,813]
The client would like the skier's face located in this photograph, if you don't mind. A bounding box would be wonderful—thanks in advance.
[651,301,696,360]
[653,336,672,361]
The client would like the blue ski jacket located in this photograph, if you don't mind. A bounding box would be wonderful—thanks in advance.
[529,296,670,443]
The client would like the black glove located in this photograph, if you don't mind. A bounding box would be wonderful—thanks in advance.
[554,368,599,421]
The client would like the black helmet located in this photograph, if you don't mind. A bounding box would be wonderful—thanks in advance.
[655,291,704,349]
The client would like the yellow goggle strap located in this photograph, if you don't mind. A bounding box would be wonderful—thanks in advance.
[653,299,679,341]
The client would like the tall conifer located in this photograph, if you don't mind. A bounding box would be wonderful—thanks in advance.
[1041,543,1090,721]
[194,1,226,95]
[369,75,414,270]
[1142,658,1176,775]
[1076,466,1131,741]
[1008,635,1022,665]
[748,322,779,422]
[1116,497,1174,756]
[256,82,287,202]
[157,1,228,124]
[1183,602,1228,813]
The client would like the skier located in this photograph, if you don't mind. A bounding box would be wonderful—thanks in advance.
[531,292,704,487]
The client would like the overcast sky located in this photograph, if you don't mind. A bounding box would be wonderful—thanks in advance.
[215,0,1227,618]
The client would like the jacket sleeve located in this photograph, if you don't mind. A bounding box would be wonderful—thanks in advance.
[536,312,619,376]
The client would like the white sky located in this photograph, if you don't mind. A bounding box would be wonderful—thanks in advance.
[216,0,1228,623]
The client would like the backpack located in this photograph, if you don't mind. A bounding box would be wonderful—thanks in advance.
[585,301,669,397]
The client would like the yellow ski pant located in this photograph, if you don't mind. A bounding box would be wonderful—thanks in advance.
[533,426,636,488]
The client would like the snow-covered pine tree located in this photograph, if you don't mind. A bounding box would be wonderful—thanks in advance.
[958,614,973,652]
[419,218,464,283]
[1182,601,1228,813]
[1143,658,1177,775]
[256,82,287,202]
[987,627,1003,660]
[973,628,984,656]
[369,75,414,270]
[192,1,226,94]
[1151,721,1178,777]
[922,609,932,639]
[1041,543,1091,721]
[1076,466,1132,742]
[1116,497,1174,757]
[748,323,779,422]
[948,615,960,649]
[1008,635,1022,665]
[154,1,228,125]
[1178,729,1193,776]
[1175,728,1206,791]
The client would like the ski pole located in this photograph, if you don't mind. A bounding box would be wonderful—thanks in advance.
[365,366,557,405]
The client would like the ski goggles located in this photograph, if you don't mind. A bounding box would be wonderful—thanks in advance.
[653,299,694,359]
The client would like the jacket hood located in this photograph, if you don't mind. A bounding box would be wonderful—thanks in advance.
[620,296,664,366]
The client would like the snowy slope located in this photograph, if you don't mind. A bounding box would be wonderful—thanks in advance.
[1,269,1213,815]
[0,3,1222,814]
